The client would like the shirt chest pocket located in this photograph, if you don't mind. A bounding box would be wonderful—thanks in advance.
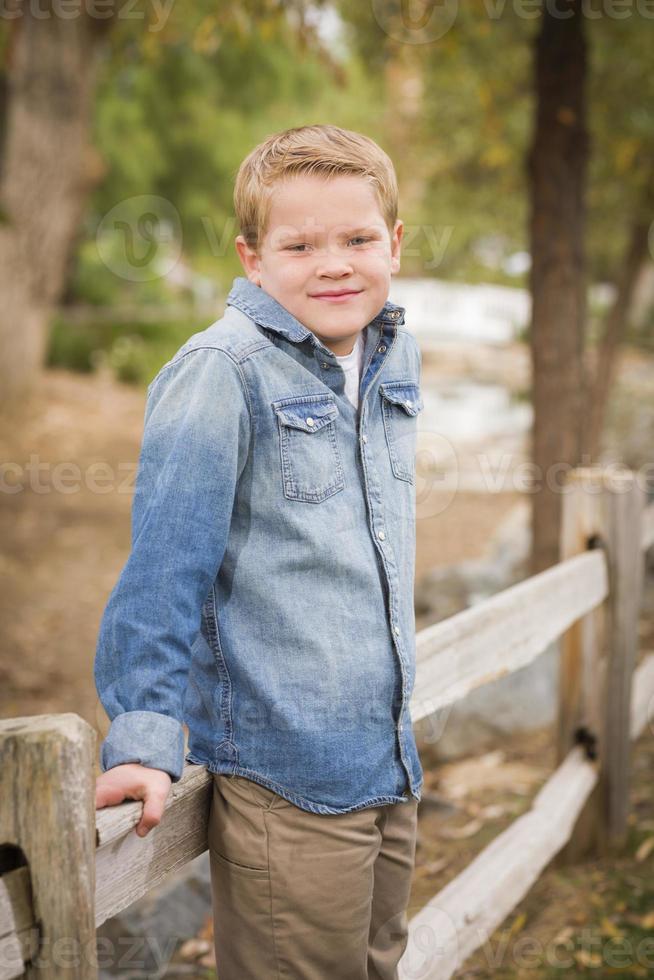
[272,393,345,503]
[379,380,424,484]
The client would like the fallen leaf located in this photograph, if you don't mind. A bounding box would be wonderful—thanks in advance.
[415,857,450,877]
[635,836,654,862]
[480,803,506,820]
[575,949,602,968]
[179,938,212,960]
[507,912,527,937]
[600,917,624,939]
[551,925,574,945]
[438,818,483,839]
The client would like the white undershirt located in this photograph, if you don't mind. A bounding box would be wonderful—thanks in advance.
[334,329,366,411]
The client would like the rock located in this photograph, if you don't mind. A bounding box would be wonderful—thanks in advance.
[414,500,561,760]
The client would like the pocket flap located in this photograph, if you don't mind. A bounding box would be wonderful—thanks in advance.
[379,381,424,416]
[272,396,338,433]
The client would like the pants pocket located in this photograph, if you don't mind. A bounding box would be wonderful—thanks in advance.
[209,775,270,873]
[209,846,270,877]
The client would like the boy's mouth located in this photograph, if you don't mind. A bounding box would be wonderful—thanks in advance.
[309,289,363,303]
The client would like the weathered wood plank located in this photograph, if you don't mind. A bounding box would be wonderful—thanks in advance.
[602,471,646,849]
[631,652,654,740]
[0,714,97,979]
[0,935,24,980]
[411,549,608,722]
[642,501,654,551]
[94,763,212,926]
[555,468,608,863]
[399,746,598,980]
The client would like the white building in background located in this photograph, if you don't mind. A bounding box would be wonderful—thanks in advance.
[389,276,619,349]
[388,278,531,347]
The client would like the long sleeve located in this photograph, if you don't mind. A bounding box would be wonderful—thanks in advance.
[94,346,251,781]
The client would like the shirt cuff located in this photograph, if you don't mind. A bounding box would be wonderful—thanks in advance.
[99,710,186,782]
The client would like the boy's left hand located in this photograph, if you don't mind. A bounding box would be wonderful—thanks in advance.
[95,763,173,837]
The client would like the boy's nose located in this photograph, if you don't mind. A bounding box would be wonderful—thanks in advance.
[315,257,355,278]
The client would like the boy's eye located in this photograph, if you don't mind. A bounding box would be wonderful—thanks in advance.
[286,237,373,252]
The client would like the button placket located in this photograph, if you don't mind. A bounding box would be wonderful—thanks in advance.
[356,320,416,793]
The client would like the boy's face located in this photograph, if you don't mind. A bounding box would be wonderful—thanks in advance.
[235,173,403,356]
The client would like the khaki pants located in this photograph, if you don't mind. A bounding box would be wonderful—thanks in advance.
[208,773,419,980]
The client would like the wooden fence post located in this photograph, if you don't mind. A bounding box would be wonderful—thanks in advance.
[0,714,97,979]
[556,466,645,861]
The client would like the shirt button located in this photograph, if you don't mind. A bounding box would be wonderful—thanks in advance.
[393,625,400,635]
[321,362,329,368]
[378,530,385,541]
[362,434,368,444]
[378,345,387,353]
[405,400,412,408]
[306,417,315,426]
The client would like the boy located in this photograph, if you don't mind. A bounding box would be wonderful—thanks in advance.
[95,124,424,979]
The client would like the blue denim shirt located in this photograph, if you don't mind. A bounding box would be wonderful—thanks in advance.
[95,276,424,814]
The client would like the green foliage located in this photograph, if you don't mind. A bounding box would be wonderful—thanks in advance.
[82,3,383,298]
[66,241,126,307]
[33,2,654,307]
[46,314,204,387]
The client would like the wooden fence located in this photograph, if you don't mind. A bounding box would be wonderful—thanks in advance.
[1,465,653,979]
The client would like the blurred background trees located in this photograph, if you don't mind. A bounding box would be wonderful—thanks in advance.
[1,0,653,572]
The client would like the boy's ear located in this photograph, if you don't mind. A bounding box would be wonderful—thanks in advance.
[235,235,262,285]
[390,219,403,276]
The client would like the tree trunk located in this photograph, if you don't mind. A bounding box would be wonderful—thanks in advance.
[526,1,589,575]
[583,215,652,462]
[0,2,109,415]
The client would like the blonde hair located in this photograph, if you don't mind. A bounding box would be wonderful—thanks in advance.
[234,124,398,252]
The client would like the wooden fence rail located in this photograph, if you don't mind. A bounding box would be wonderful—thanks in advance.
[1,466,653,979]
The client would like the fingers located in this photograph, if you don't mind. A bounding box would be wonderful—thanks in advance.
[95,765,172,839]
[136,785,170,837]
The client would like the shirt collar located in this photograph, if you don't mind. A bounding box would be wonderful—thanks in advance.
[225,277,405,345]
